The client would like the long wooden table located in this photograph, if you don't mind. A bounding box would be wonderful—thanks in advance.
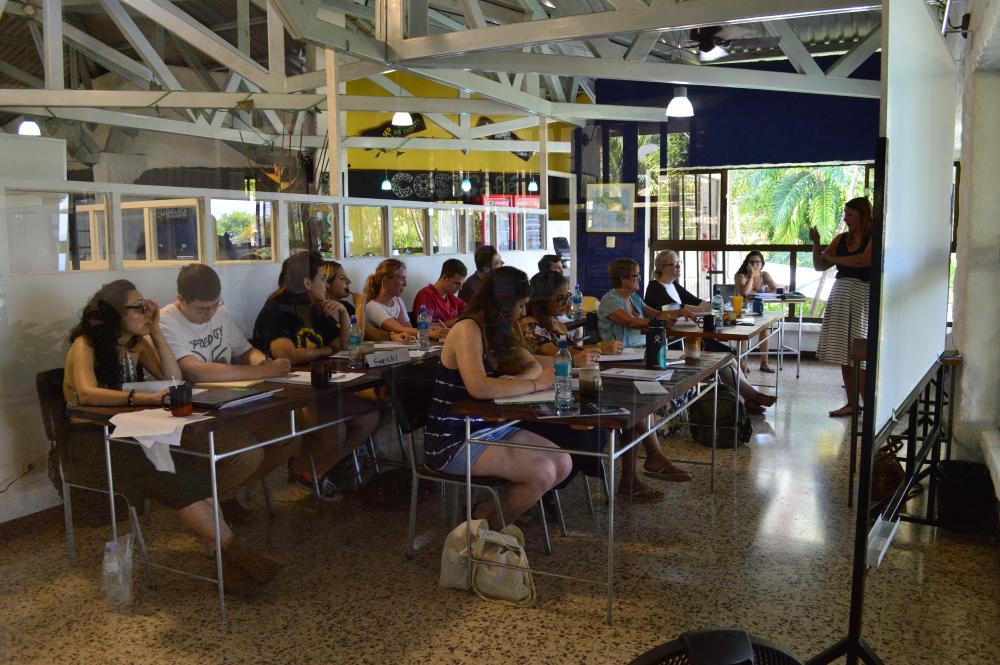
[451,352,732,625]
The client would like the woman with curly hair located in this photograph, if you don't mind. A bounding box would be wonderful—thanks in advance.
[63,280,281,593]
[363,258,447,341]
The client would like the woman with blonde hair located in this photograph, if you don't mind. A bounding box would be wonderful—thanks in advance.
[363,258,447,341]
[321,259,410,343]
[811,196,873,417]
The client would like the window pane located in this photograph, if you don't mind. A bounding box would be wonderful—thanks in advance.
[524,213,544,251]
[431,209,461,254]
[122,207,147,261]
[344,205,384,258]
[795,253,836,318]
[658,172,722,241]
[728,165,867,244]
[495,211,516,251]
[607,128,623,183]
[469,210,491,249]
[5,191,110,272]
[637,134,660,199]
[391,208,426,256]
[288,203,336,257]
[155,206,199,260]
[210,199,272,261]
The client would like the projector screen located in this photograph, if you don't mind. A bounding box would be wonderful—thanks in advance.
[874,1,957,432]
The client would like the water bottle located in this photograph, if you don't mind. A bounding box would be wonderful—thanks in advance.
[645,319,667,370]
[348,315,363,368]
[570,284,584,320]
[711,287,724,318]
[554,338,575,410]
[102,535,133,611]
[416,305,431,350]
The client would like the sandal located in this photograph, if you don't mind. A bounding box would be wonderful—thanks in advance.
[758,364,776,374]
[616,485,666,503]
[828,404,855,417]
[643,462,692,482]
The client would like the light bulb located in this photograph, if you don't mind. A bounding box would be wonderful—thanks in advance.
[18,120,41,136]
[528,180,539,193]
[665,86,694,118]
[461,178,472,193]
[391,111,413,127]
[381,177,392,191]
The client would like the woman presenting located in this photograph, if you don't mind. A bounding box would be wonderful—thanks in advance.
[810,197,873,417]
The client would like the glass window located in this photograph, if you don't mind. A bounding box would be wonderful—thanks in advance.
[211,199,273,262]
[469,210,491,250]
[795,252,836,318]
[607,127,623,183]
[495,211,517,252]
[524,213,544,251]
[289,203,336,257]
[637,134,661,199]
[431,209,461,254]
[655,171,722,241]
[344,205,385,258]
[4,191,110,273]
[122,197,202,265]
[391,208,427,256]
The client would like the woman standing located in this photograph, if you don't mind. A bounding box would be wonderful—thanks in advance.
[810,197,873,417]
[423,267,572,526]
[734,251,781,373]
[63,280,281,593]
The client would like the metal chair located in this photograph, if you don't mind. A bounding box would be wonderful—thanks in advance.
[627,629,803,665]
[385,361,556,558]
[35,368,155,587]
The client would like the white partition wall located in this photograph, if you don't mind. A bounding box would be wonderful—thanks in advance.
[874,0,957,432]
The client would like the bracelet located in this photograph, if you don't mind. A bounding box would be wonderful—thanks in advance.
[127,389,136,407]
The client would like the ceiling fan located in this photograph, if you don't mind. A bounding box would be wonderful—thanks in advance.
[682,26,781,62]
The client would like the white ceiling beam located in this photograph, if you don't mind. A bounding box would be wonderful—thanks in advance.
[237,0,251,53]
[826,25,881,77]
[605,0,647,9]
[0,1,8,20]
[624,31,660,61]
[210,73,242,128]
[409,51,881,98]
[0,60,44,88]
[388,0,880,61]
[459,0,488,29]
[764,19,823,76]
[173,37,221,92]
[468,116,543,138]
[98,0,184,90]
[267,0,286,89]
[285,60,387,92]
[240,78,286,134]
[61,22,154,89]
[43,0,64,89]
[409,68,551,115]
[119,0,275,90]
[0,88,323,110]
[369,73,466,137]
[342,135,570,152]
[549,101,666,121]
[409,0,428,37]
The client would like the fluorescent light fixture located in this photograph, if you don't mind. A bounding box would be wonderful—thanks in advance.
[391,111,413,127]
[461,177,472,193]
[541,0,556,7]
[528,179,539,193]
[665,87,694,118]
[381,177,392,191]
[17,120,41,136]
[699,44,728,62]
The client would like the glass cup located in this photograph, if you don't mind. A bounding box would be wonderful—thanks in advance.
[731,294,744,315]
[579,366,602,397]
[311,360,330,388]
[684,338,703,362]
[161,384,193,417]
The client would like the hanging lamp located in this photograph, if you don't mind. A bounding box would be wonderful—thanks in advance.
[665,86,694,118]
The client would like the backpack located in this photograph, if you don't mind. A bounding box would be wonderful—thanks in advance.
[687,384,752,449]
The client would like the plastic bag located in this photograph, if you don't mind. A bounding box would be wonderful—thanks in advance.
[102,533,134,611]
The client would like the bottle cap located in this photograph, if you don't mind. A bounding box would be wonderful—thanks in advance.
[350,315,357,324]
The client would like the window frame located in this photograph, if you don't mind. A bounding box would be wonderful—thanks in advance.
[121,197,203,269]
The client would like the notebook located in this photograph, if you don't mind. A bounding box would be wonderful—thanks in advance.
[192,387,281,409]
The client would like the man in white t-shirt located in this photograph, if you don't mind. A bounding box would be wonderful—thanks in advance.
[159,264,293,522]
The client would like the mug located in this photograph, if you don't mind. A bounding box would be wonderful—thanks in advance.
[311,360,330,388]
[698,314,717,333]
[684,338,703,362]
[161,384,193,417]
[776,287,785,295]
[579,366,602,397]
[752,297,764,315]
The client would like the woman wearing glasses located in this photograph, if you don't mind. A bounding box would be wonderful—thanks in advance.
[62,280,282,594]
[734,251,781,373]
[597,257,682,347]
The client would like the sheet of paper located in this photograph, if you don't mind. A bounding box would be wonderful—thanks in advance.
[266,371,312,385]
[330,372,365,383]
[601,368,674,382]
[216,389,282,410]
[195,379,264,388]
[122,380,178,394]
[598,351,645,362]
[493,379,578,404]
[666,350,684,360]
[634,381,668,395]
[136,439,176,473]
[110,409,212,439]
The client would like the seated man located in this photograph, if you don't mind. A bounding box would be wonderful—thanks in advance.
[159,264,302,518]
[458,244,502,304]
[412,258,468,328]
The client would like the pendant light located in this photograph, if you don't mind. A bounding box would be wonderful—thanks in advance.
[390,72,413,127]
[381,173,392,191]
[17,119,41,136]
[527,172,539,193]
[665,86,694,118]
[460,171,472,193]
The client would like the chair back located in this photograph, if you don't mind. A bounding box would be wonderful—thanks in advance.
[581,295,600,314]
[35,368,69,444]
[385,361,439,435]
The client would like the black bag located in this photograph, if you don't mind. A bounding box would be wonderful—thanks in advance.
[688,384,752,449]
[935,461,1000,535]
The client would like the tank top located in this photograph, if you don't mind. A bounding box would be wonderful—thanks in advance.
[835,233,871,282]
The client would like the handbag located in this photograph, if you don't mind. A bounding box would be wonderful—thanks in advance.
[439,519,536,606]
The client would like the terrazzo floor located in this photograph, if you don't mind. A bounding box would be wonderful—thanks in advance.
[2,361,999,664]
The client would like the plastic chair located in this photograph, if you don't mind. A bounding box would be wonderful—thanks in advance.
[384,361,557,558]
[582,295,600,314]
[627,629,803,665]
[35,368,155,587]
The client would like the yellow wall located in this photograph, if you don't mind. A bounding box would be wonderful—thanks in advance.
[346,72,573,174]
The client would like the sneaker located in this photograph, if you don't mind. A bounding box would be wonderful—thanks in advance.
[288,463,340,501]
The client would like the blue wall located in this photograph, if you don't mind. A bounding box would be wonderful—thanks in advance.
[576,54,880,296]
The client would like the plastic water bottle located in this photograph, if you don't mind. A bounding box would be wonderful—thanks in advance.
[711,287,724,317]
[570,284,584,320]
[416,305,431,350]
[554,338,575,410]
[102,535,133,611]
[348,315,363,368]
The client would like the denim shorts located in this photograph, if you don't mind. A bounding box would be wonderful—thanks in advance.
[438,423,520,475]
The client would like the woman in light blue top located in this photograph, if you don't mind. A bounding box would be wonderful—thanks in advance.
[597,257,680,347]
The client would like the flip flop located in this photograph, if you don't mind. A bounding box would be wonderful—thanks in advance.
[758,365,776,374]
[643,465,692,482]
[616,486,667,503]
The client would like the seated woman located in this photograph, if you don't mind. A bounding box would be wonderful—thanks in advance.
[733,251,781,373]
[645,251,777,414]
[252,251,380,493]
[424,266,573,526]
[598,257,685,348]
[320,260,411,343]
[522,271,690,501]
[63,280,281,593]
[363,259,446,341]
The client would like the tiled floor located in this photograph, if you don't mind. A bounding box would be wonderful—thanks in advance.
[1,362,998,664]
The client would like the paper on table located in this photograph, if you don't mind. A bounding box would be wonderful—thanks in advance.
[667,350,684,360]
[493,379,579,404]
[266,371,312,385]
[598,351,645,362]
[601,367,674,381]
[195,379,264,388]
[110,410,213,473]
[634,381,668,395]
[330,372,365,383]
[122,380,176,394]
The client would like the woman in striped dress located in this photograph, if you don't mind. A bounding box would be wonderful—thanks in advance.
[810,197,873,417]
[424,266,572,527]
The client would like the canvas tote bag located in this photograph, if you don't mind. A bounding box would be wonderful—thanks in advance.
[439,519,536,606]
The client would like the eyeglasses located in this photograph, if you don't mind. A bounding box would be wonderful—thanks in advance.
[124,301,147,313]
[749,260,764,266]
[553,295,570,304]
[666,262,682,268]
[193,299,223,316]
[627,273,640,279]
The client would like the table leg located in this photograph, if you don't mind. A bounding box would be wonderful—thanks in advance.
[712,371,719,493]
[605,429,616,626]
[848,358,861,508]
[796,303,802,379]
[464,417,474,591]
[103,425,118,541]
[734,355,742,453]
[209,433,227,623]
[775,318,782,398]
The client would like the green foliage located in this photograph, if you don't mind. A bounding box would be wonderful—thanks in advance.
[216,211,255,242]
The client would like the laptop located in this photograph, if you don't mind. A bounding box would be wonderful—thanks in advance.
[192,387,280,410]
